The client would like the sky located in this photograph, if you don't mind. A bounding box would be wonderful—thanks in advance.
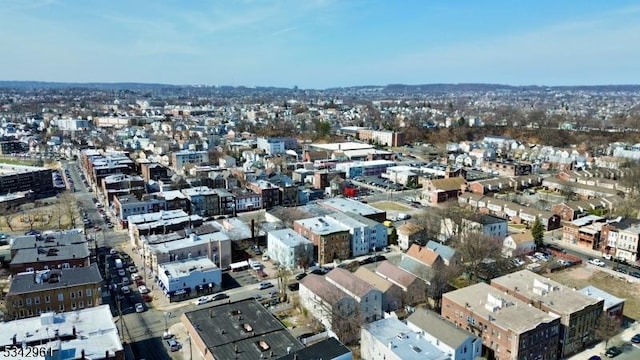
[1,0,639,89]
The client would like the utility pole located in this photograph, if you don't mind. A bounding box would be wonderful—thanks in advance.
[117,295,125,342]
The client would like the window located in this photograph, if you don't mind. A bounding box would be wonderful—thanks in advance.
[34,297,40,305]
[78,301,84,309]
[86,289,92,297]
[71,292,75,299]
[18,299,23,306]
[87,298,92,306]
[57,293,64,301]
[25,298,32,306]
[78,290,82,298]
[72,303,76,310]
[45,296,51,303]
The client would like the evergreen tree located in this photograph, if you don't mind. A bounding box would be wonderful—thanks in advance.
[531,217,545,249]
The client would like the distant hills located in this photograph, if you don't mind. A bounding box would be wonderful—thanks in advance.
[0,81,639,93]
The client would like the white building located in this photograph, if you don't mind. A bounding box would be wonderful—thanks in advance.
[171,150,209,173]
[55,118,91,131]
[257,137,285,155]
[267,228,314,269]
[0,306,124,359]
[326,268,383,323]
[157,256,222,297]
[406,309,482,360]
[503,231,535,258]
[299,274,358,336]
[461,214,508,239]
[615,225,640,262]
[361,317,449,360]
[326,212,388,257]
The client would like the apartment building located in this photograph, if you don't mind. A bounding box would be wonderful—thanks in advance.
[171,150,209,173]
[81,149,135,187]
[10,243,90,275]
[482,160,532,177]
[357,129,405,147]
[490,270,603,358]
[442,283,561,360]
[247,180,280,208]
[461,214,508,239]
[113,194,166,227]
[5,264,102,320]
[139,161,171,182]
[561,215,606,251]
[326,212,388,257]
[294,217,350,264]
[266,228,314,269]
[101,174,145,205]
[256,137,285,155]
[326,268,383,323]
[0,164,54,197]
[601,218,640,261]
[182,186,220,217]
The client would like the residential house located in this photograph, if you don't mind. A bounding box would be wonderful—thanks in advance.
[375,261,427,305]
[396,222,426,250]
[441,282,561,360]
[425,241,458,266]
[406,308,482,360]
[326,268,383,323]
[353,267,403,312]
[171,150,209,173]
[232,189,261,212]
[266,228,314,269]
[491,270,603,358]
[502,231,535,257]
[182,186,220,217]
[405,244,444,268]
[601,218,640,261]
[461,214,508,239]
[247,180,280,209]
[422,177,466,204]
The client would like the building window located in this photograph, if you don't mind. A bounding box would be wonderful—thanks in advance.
[78,290,82,298]
[18,299,23,306]
[87,298,92,306]
[58,293,64,301]
[71,292,75,299]
[86,289,92,297]
[25,298,32,306]
[59,304,64,311]
[34,297,40,305]
[79,301,84,309]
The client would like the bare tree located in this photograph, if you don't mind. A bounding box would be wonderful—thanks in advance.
[275,266,291,301]
[452,231,504,284]
[309,286,363,345]
[427,261,462,310]
[595,313,622,349]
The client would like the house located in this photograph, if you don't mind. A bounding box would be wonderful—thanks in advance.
[5,264,102,320]
[361,317,449,360]
[326,268,383,323]
[405,244,444,268]
[441,283,561,360]
[0,306,124,360]
[601,218,640,261]
[461,214,508,239]
[218,155,236,168]
[247,180,280,209]
[502,231,535,257]
[171,150,209,173]
[425,241,458,266]
[375,261,427,305]
[181,298,304,360]
[561,215,606,251]
[299,274,359,342]
[353,267,403,312]
[490,270,603,358]
[422,177,466,204]
[396,222,426,250]
[406,308,482,360]
[182,186,220,217]
[266,228,314,269]
[9,242,90,275]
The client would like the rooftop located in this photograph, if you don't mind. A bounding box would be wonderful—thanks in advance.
[11,230,86,251]
[0,305,122,359]
[8,264,102,295]
[375,260,419,289]
[182,186,218,197]
[148,231,230,255]
[326,268,377,299]
[0,163,48,176]
[407,308,479,350]
[127,209,190,224]
[578,286,625,311]
[319,197,383,217]
[268,228,313,248]
[159,256,218,278]
[425,241,456,262]
[276,337,351,360]
[10,243,90,265]
[183,298,303,360]
[310,142,374,151]
[491,270,603,317]
[294,216,348,236]
[363,317,449,360]
[353,267,396,293]
[300,274,350,305]
[444,283,559,334]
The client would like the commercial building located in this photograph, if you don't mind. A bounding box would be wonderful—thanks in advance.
[101,174,145,205]
[561,215,606,251]
[181,298,303,360]
[490,270,603,358]
[357,129,405,147]
[335,160,395,179]
[266,228,314,269]
[441,283,561,360]
[0,305,124,360]
[5,264,102,320]
[146,230,232,271]
[157,256,222,302]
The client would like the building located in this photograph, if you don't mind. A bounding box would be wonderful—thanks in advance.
[422,177,466,204]
[5,264,102,320]
[81,150,135,188]
[139,161,171,182]
[0,140,27,154]
[247,180,280,209]
[441,283,561,360]
[10,243,90,275]
[375,260,427,305]
[257,137,286,155]
[405,244,444,268]
[294,217,350,265]
[171,150,209,173]
[601,218,640,261]
[361,317,449,360]
[326,268,383,323]
[561,215,606,251]
[461,214,508,239]
[181,298,304,360]
[299,274,359,342]
[502,231,535,257]
[578,286,625,320]
[182,186,220,217]
[326,212,388,257]
[145,229,232,271]
[276,337,352,360]
[0,306,124,360]
[483,160,532,177]
[490,270,603,358]
[112,194,167,227]
[55,117,91,131]
[232,189,261,212]
[319,197,387,223]
[335,160,396,179]
[357,129,405,147]
[157,256,222,302]
[266,228,314,269]
[406,309,482,360]
[353,267,402,312]
[218,155,237,168]
[396,222,426,251]
[127,209,203,247]
[0,164,53,197]
[425,241,459,266]
[101,174,145,205]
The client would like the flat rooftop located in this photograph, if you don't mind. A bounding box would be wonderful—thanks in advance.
[364,317,449,360]
[319,197,383,217]
[294,216,348,235]
[444,282,559,334]
[0,305,122,358]
[309,142,373,151]
[9,264,102,295]
[0,163,48,175]
[491,270,602,316]
[268,228,313,247]
[10,243,90,265]
[276,337,351,360]
[11,230,86,250]
[159,256,218,278]
[579,286,625,311]
[127,209,190,224]
[183,298,303,360]
[148,231,230,254]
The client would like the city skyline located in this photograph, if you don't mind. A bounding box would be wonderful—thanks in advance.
[1,0,640,89]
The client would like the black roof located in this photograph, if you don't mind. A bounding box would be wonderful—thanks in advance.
[183,298,303,360]
[8,264,102,295]
[276,337,351,360]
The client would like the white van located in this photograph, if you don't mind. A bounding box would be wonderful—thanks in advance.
[114,259,123,269]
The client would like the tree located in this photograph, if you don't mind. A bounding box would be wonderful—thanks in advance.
[595,313,621,349]
[275,266,291,301]
[452,231,504,284]
[309,287,362,345]
[531,217,545,249]
[427,261,462,310]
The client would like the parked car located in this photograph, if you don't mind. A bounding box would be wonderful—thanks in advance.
[138,285,150,294]
[121,286,130,295]
[588,258,606,267]
[605,346,622,358]
[258,282,273,290]
[135,303,145,313]
[211,292,228,301]
[162,332,174,340]
[512,258,526,267]
[166,339,181,352]
[287,282,300,291]
[631,271,640,279]
[295,273,307,281]
[193,296,211,306]
[117,269,126,277]
[603,253,613,260]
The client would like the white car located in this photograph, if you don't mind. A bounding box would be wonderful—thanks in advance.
[193,296,211,306]
[131,273,141,281]
[135,303,145,313]
[258,282,273,290]
[589,258,606,267]
[138,285,150,294]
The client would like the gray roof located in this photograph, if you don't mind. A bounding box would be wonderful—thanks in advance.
[8,264,102,295]
[425,241,456,263]
[578,286,625,311]
[183,298,303,360]
[392,255,435,283]
[407,308,479,349]
[10,243,90,265]
[11,230,86,251]
[276,337,351,360]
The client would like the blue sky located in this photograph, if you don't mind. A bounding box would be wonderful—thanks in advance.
[1,0,639,88]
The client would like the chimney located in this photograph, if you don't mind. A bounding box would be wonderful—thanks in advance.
[81,350,85,359]
[73,326,76,336]
[105,350,109,359]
